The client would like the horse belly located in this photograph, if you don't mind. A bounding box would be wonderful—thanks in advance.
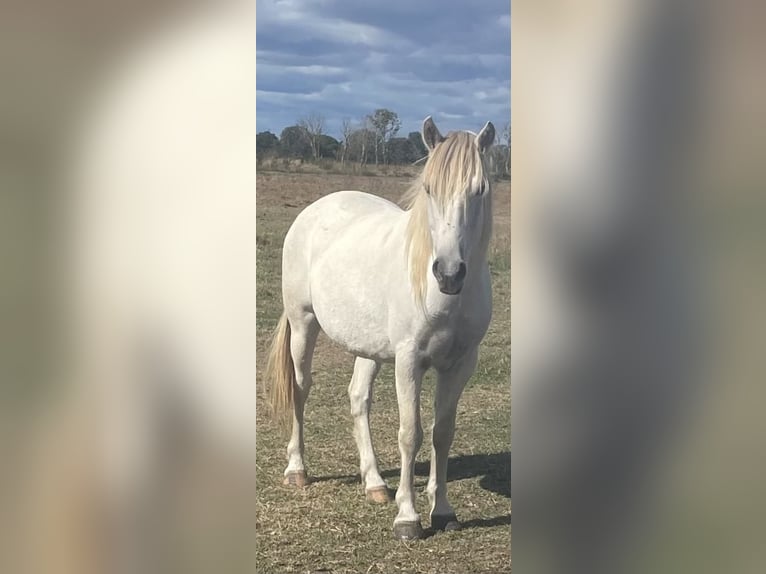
[311,269,395,361]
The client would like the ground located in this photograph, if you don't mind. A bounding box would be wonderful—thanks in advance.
[255,169,511,574]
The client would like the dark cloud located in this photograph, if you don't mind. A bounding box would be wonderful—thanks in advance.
[256,0,510,137]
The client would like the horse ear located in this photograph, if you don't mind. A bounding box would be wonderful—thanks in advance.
[422,116,444,152]
[476,121,495,153]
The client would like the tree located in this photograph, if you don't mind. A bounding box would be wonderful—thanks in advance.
[298,112,325,160]
[407,131,428,162]
[339,118,353,165]
[279,125,311,159]
[317,134,340,159]
[387,137,416,164]
[502,122,511,176]
[350,116,375,166]
[256,131,279,159]
[486,144,509,179]
[367,109,401,164]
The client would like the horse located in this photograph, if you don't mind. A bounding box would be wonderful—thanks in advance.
[265,117,496,540]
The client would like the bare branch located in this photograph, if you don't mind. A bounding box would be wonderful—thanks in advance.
[297,112,325,160]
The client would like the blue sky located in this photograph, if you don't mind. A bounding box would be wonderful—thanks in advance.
[256,0,510,140]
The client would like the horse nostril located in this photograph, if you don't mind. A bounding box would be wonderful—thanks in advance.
[456,262,466,281]
[432,259,442,279]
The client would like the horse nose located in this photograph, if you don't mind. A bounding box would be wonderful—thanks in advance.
[432,259,443,281]
[432,259,466,294]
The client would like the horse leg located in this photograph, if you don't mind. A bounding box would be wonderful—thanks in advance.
[427,347,478,532]
[283,313,319,486]
[348,357,388,503]
[392,351,425,539]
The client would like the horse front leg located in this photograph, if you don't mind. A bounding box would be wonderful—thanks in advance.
[428,347,478,532]
[392,350,425,540]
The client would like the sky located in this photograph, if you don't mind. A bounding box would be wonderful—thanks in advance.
[256,0,510,141]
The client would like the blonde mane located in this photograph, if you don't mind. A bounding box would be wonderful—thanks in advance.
[402,131,493,305]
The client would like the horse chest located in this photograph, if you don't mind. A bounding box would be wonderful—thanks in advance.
[422,311,487,369]
[417,275,492,368]
[427,331,467,366]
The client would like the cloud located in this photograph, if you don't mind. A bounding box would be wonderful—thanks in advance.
[256,0,510,137]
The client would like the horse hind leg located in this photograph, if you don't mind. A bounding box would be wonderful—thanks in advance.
[348,357,389,503]
[283,312,319,487]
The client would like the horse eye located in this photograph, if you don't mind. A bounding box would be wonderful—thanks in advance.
[424,185,431,195]
[478,181,486,195]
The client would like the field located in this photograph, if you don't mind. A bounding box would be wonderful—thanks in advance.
[255,170,511,573]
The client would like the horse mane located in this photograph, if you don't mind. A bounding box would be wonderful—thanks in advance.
[402,131,493,306]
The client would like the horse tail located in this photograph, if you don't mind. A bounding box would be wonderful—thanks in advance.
[265,311,295,423]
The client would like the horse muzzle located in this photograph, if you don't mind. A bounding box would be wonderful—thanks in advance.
[433,258,466,295]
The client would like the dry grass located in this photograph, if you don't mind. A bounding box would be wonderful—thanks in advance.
[256,171,511,574]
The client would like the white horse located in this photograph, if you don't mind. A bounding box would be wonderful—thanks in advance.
[266,118,496,540]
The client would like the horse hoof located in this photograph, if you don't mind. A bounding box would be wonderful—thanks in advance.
[282,470,308,488]
[393,521,425,540]
[431,514,462,532]
[366,486,391,504]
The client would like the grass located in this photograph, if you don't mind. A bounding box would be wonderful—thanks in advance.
[255,172,511,573]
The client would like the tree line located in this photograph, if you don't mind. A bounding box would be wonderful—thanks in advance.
[257,108,510,177]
